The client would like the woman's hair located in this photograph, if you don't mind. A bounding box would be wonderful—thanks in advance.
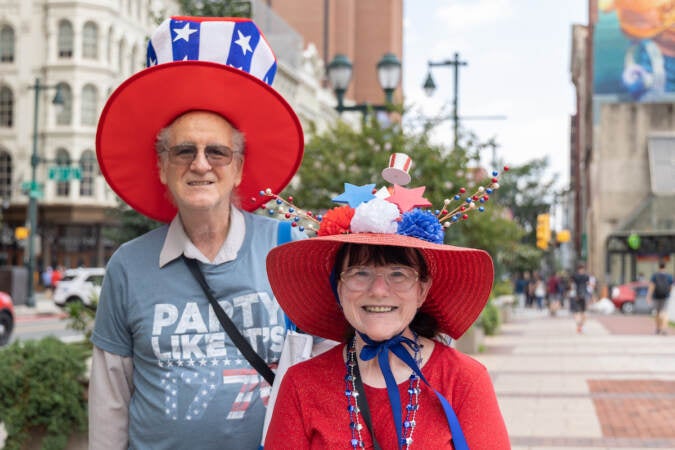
[334,244,429,280]
[334,243,438,339]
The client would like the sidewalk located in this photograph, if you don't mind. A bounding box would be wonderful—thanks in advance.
[13,292,63,319]
[475,308,675,450]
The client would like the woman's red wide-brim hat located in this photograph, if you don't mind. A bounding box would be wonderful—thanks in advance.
[266,233,494,342]
[96,17,304,222]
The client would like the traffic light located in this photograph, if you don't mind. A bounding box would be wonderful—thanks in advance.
[536,213,551,250]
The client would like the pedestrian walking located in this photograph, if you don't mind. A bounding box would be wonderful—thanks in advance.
[547,272,561,315]
[533,273,546,310]
[647,262,673,335]
[571,264,590,333]
[514,272,528,309]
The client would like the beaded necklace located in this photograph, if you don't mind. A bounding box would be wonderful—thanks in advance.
[344,335,422,449]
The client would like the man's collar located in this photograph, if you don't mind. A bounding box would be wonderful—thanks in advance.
[159,207,245,267]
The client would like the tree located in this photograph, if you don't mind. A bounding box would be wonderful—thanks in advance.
[177,0,251,17]
[275,114,524,279]
[102,199,162,247]
[493,157,557,246]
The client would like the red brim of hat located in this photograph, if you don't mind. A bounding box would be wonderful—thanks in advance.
[266,233,494,342]
[96,61,304,222]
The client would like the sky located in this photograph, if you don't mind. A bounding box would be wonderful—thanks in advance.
[402,0,588,188]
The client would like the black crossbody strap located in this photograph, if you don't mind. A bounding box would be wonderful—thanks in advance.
[353,361,383,450]
[183,257,276,385]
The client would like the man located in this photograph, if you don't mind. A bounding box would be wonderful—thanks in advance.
[571,264,590,333]
[88,17,304,449]
[647,262,673,335]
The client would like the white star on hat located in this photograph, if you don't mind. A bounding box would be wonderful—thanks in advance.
[234,30,252,55]
[173,23,197,42]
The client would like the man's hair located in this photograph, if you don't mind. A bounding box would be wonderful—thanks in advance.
[154,112,246,156]
[659,262,666,269]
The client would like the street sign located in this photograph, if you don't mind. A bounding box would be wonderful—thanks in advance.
[20,181,44,199]
[48,166,82,181]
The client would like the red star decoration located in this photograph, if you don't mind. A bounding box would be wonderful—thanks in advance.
[385,185,432,213]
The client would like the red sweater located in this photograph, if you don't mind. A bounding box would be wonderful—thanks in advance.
[266,342,510,449]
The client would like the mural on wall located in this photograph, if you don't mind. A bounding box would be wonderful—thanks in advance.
[594,0,675,101]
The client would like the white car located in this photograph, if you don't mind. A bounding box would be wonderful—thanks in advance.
[52,267,106,307]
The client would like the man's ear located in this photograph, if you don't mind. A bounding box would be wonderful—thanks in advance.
[233,157,244,188]
[158,157,167,185]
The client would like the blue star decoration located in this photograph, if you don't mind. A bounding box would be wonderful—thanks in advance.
[332,183,376,208]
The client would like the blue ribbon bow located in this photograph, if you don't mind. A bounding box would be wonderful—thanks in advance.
[358,331,469,450]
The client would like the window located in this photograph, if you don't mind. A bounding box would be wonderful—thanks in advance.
[82,22,98,59]
[79,150,97,197]
[81,84,98,126]
[648,136,675,194]
[130,44,138,73]
[55,149,71,197]
[58,20,74,58]
[0,150,11,200]
[55,83,72,125]
[0,85,12,127]
[107,27,114,64]
[118,39,126,75]
[0,25,14,63]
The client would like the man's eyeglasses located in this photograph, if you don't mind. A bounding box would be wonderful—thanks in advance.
[340,266,419,292]
[163,144,240,167]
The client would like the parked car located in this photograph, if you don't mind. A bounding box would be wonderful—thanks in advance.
[610,281,652,314]
[0,290,14,346]
[52,267,106,308]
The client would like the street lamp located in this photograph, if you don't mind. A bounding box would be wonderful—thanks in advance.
[423,52,467,150]
[327,52,401,115]
[25,78,64,307]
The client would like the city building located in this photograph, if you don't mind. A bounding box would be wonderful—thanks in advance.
[269,0,404,105]
[0,0,336,283]
[570,0,675,287]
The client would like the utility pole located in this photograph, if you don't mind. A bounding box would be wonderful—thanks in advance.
[26,79,63,307]
[423,52,468,150]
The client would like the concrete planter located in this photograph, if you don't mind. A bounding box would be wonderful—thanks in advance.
[453,325,484,354]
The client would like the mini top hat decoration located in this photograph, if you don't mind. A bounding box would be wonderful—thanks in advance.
[381,152,413,185]
[259,153,508,244]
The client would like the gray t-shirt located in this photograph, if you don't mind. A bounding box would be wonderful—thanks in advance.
[92,213,286,449]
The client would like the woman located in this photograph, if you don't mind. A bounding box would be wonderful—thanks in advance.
[263,183,510,448]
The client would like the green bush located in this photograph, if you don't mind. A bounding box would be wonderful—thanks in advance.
[480,299,501,336]
[64,294,97,346]
[0,337,88,450]
[492,279,513,297]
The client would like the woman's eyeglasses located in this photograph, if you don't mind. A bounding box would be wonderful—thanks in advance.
[340,266,419,292]
[163,144,240,167]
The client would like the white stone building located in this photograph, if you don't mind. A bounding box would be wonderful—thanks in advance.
[0,0,338,272]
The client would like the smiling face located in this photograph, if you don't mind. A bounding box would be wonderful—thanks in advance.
[335,244,431,341]
[158,111,243,216]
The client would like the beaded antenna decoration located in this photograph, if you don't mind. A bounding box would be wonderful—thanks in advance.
[258,154,508,244]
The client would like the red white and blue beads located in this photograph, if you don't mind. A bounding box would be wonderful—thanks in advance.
[345,337,422,449]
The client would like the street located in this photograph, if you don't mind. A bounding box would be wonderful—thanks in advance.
[12,311,84,344]
[10,293,86,344]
